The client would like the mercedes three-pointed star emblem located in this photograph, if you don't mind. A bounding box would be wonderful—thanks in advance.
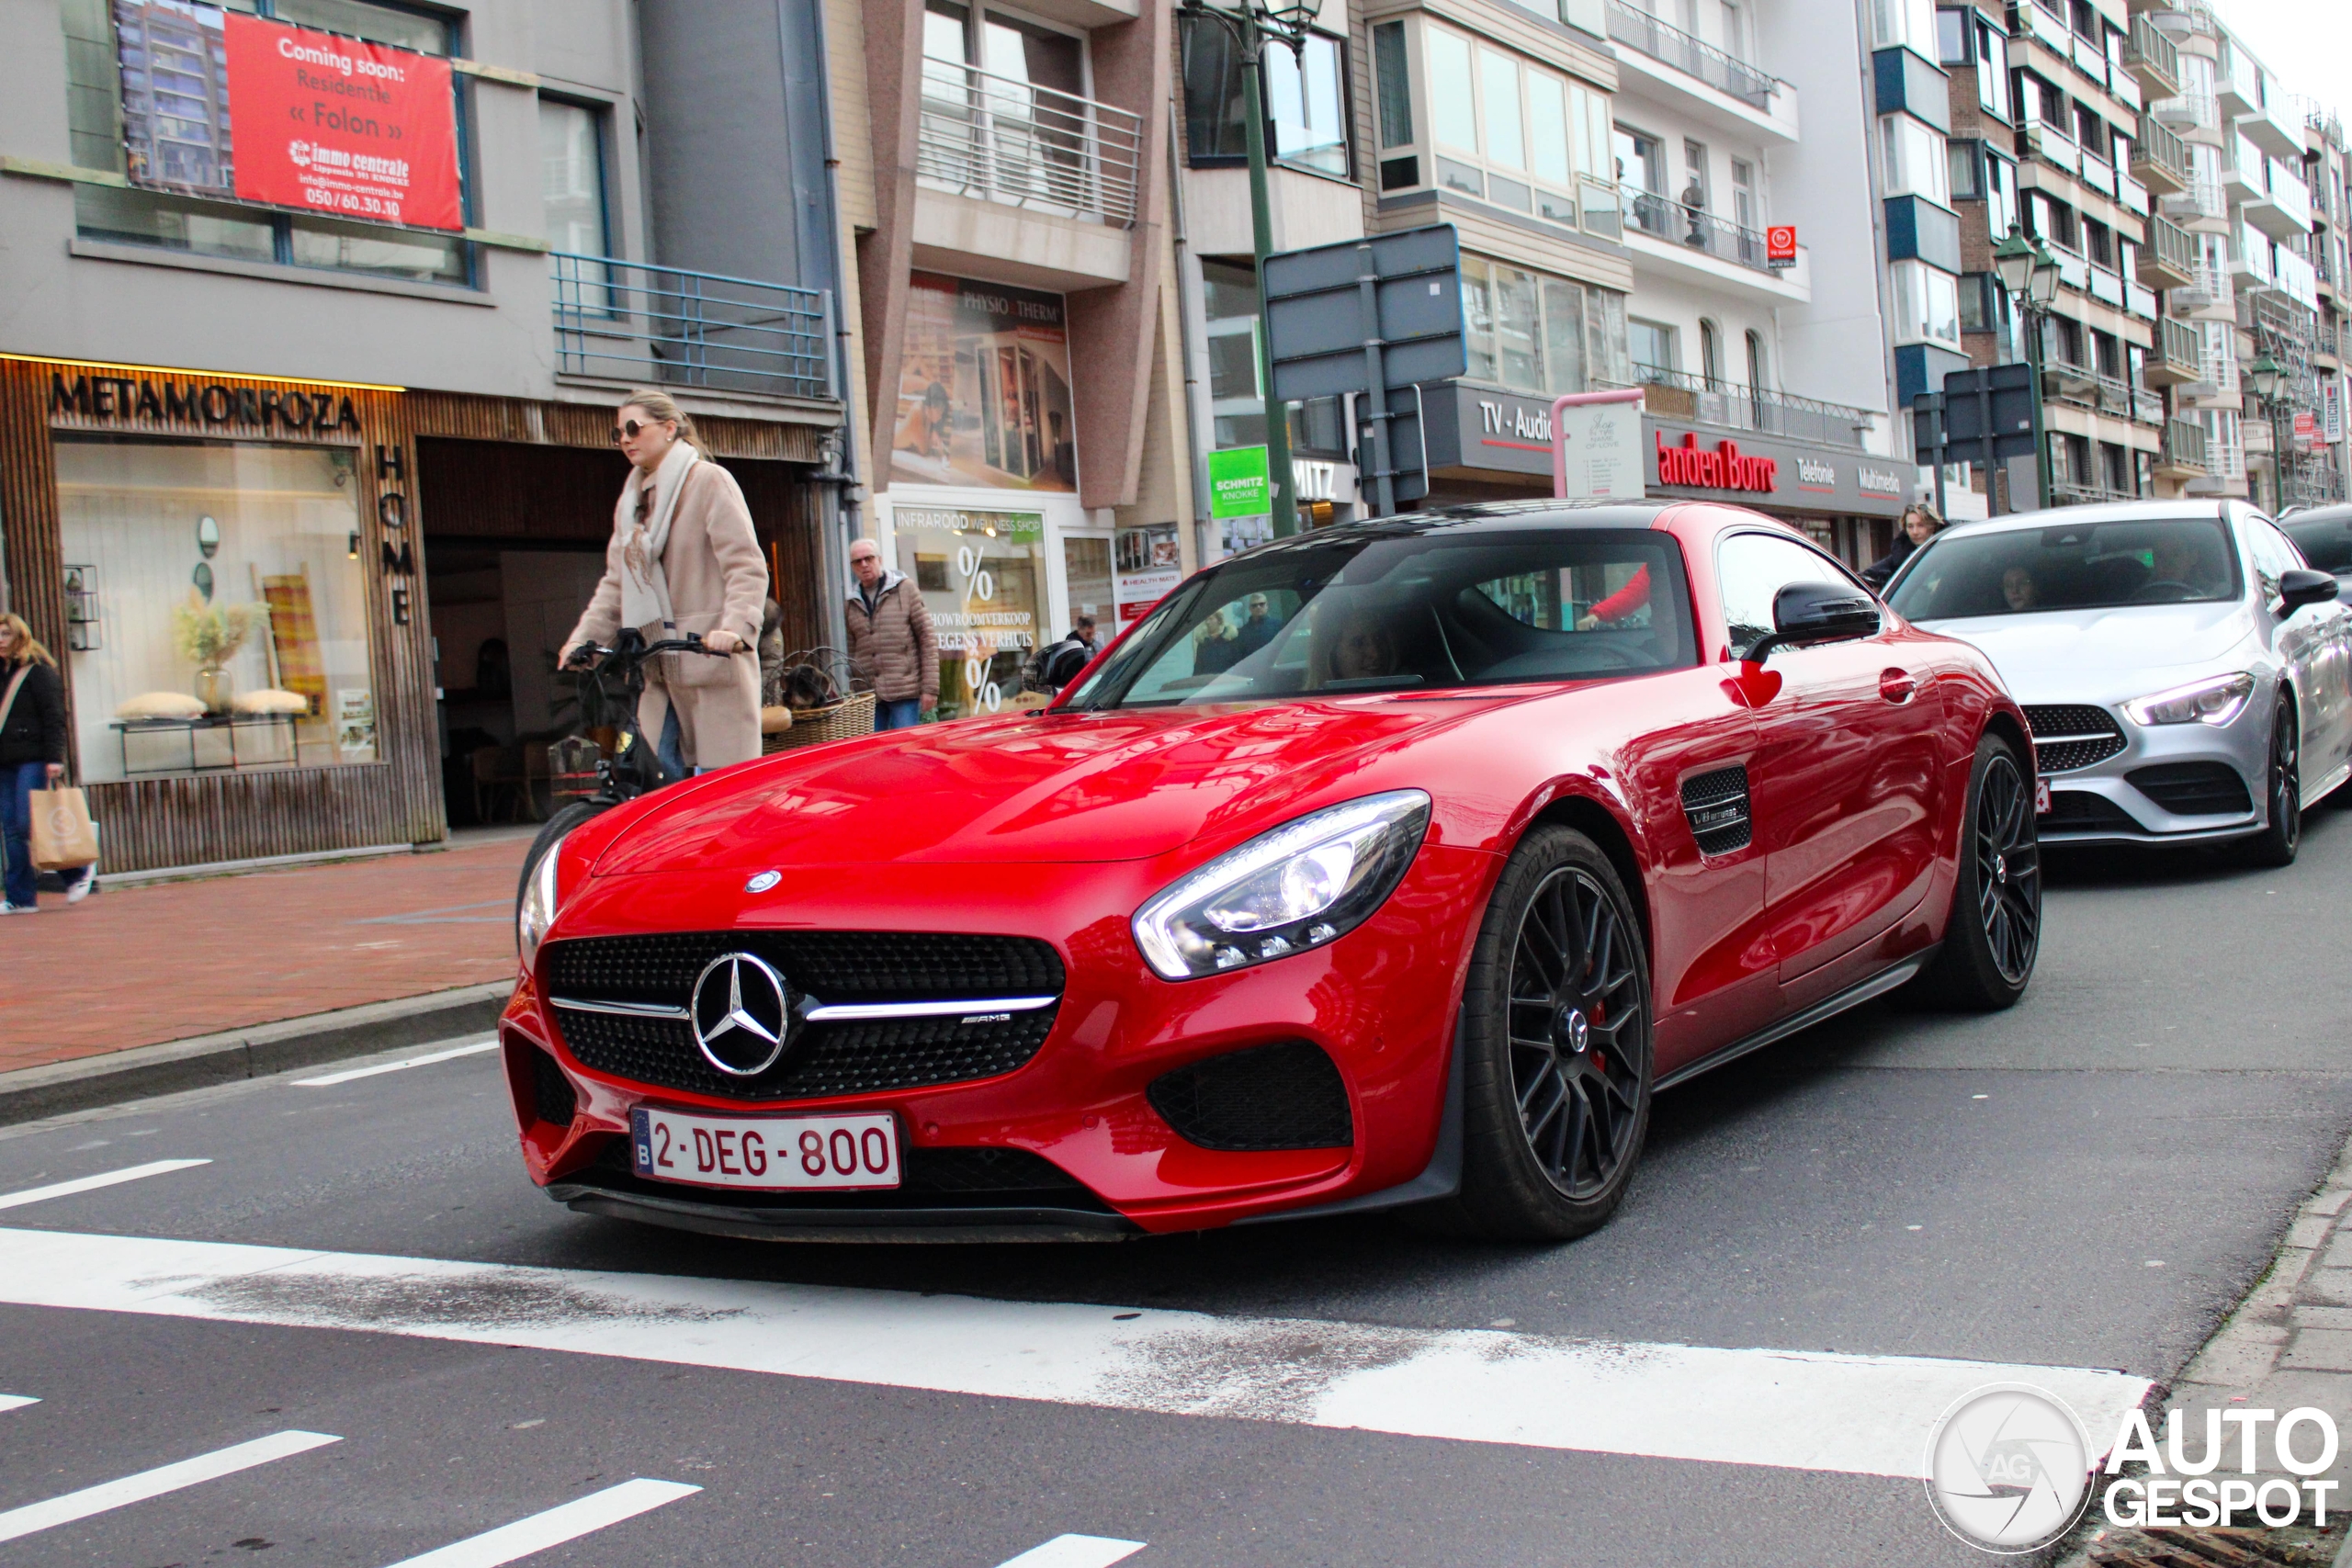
[689,952,792,1077]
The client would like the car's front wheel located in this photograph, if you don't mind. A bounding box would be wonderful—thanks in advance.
[2240,701,2301,867]
[1431,826,1653,1243]
[1913,731,2040,1010]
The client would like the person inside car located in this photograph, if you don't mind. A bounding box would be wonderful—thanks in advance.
[2001,566,2041,611]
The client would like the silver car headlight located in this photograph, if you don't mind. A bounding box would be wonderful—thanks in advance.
[516,831,571,973]
[2122,671,2255,728]
[1132,791,1430,981]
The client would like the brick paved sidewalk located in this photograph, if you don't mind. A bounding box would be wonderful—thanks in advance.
[0,831,531,1074]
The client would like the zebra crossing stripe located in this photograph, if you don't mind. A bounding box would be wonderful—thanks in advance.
[378,1478,701,1568]
[0,1159,209,1212]
[995,1535,1148,1567]
[0,1429,340,1543]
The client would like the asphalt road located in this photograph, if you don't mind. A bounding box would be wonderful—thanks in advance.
[4,805,2351,1568]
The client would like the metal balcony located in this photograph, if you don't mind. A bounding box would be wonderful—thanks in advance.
[1623,367,1874,448]
[1604,0,1775,110]
[915,57,1143,228]
[2122,16,2179,96]
[2160,179,2226,222]
[2156,418,2209,476]
[2132,114,2191,194]
[550,253,835,402]
[1623,188,1779,276]
[2151,91,2215,132]
[2138,214,2196,287]
[2144,315,2203,385]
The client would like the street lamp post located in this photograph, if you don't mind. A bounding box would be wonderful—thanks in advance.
[1992,223,2062,511]
[1180,2,1317,537]
[2246,352,2290,512]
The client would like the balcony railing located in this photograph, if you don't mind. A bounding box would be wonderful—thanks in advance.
[2143,213,2198,282]
[1625,367,1874,449]
[2052,479,2143,506]
[916,57,1142,228]
[2151,92,2216,131]
[550,253,835,403]
[1604,0,1774,110]
[1623,187,1779,276]
[2123,16,2180,95]
[2158,418,2209,473]
[2132,114,2190,192]
[2161,179,2226,220]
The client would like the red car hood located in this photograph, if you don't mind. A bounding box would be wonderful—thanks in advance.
[591,699,1503,874]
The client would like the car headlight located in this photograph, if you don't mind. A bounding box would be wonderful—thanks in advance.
[1132,791,1431,981]
[2122,671,2255,728]
[516,831,570,972]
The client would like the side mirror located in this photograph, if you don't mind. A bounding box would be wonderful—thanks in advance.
[2279,569,2341,614]
[1747,582,1883,662]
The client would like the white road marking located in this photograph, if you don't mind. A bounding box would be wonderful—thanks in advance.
[997,1534,1148,1567]
[0,1429,340,1542]
[293,1040,498,1087]
[378,1478,699,1568]
[0,1159,210,1212]
[0,1226,2152,1480]
[0,1396,37,1414]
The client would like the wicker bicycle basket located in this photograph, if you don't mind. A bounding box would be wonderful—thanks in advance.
[763,690,876,753]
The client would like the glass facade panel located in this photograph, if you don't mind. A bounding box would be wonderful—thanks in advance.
[56,438,374,784]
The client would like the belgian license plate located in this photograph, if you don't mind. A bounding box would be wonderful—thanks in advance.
[2035,778,2052,817]
[629,1107,901,1191]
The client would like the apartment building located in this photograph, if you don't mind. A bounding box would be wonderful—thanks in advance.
[0,0,848,873]
[2303,109,2349,502]
[2136,0,2325,511]
[1170,0,1906,567]
[836,0,1192,697]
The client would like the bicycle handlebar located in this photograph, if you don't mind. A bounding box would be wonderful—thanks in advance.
[563,635,739,671]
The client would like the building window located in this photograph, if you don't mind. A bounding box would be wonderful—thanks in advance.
[1181,18,1348,176]
[1890,259,1962,347]
[1461,255,1626,395]
[1948,140,1982,200]
[1699,320,1724,388]
[57,439,376,784]
[1934,6,1969,64]
[539,99,608,260]
[1882,115,1951,206]
[65,0,470,285]
[1871,0,1935,53]
[1630,317,1679,376]
[1387,17,1608,231]
[1984,150,2017,240]
[1974,18,2009,119]
[1745,329,1769,391]
[1958,271,1995,332]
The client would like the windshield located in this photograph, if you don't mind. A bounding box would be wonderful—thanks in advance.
[2285,512,2352,574]
[1887,516,2244,621]
[1064,527,1694,710]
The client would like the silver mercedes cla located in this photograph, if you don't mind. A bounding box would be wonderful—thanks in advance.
[1885,500,2352,863]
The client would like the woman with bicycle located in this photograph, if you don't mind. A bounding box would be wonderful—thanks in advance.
[561,389,768,776]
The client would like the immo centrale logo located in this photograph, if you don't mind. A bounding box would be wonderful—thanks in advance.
[1925,1383,2098,1552]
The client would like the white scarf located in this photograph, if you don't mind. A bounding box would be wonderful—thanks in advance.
[615,439,700,633]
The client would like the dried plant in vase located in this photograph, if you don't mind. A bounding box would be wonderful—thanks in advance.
[172,592,261,715]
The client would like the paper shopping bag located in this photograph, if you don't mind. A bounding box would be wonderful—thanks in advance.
[28,786,100,872]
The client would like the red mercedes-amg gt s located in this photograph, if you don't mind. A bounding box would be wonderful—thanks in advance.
[501,502,2038,1243]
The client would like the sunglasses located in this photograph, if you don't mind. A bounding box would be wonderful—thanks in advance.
[612,419,667,445]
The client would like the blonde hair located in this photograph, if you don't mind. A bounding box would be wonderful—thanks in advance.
[0,612,56,668]
[618,388,706,453]
[1904,502,1946,533]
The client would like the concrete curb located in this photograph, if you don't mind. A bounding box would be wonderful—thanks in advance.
[0,981,514,1125]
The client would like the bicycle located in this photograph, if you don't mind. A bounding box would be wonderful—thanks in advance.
[515,629,736,909]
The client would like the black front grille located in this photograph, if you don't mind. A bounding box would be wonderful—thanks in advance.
[547,931,1065,1005]
[555,1003,1058,1102]
[2128,761,2253,817]
[1148,1042,1353,1151]
[531,1049,577,1129]
[1679,765,1753,856]
[2043,790,2149,834]
[2023,705,2126,773]
[545,931,1067,1103]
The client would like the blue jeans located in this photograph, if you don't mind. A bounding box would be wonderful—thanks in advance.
[3,762,85,908]
[875,698,924,731]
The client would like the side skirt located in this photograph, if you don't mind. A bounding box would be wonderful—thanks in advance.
[1652,947,1939,1093]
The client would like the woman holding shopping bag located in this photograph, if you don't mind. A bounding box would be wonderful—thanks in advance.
[0,613,91,912]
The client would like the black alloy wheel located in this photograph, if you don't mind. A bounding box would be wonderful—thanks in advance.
[1913,732,2040,1010]
[1506,866,1646,1201]
[2243,702,2302,867]
[1421,826,1654,1242]
[1973,749,2041,987]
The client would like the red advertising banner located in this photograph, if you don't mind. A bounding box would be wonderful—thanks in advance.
[218,12,462,231]
[1766,225,1797,270]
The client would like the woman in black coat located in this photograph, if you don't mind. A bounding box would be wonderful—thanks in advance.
[0,613,87,912]
[1862,504,1946,590]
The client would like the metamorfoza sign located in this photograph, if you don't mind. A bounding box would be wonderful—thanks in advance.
[1654,432,1778,493]
[114,2,462,231]
[48,372,363,437]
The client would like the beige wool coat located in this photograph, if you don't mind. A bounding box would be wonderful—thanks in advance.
[567,456,769,769]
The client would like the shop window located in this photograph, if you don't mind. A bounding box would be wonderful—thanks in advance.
[56,439,376,784]
[62,0,471,285]
[892,507,1045,720]
[1180,17,1349,177]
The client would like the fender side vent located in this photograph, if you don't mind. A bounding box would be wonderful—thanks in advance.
[1680,765,1753,856]
[532,1049,578,1130]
